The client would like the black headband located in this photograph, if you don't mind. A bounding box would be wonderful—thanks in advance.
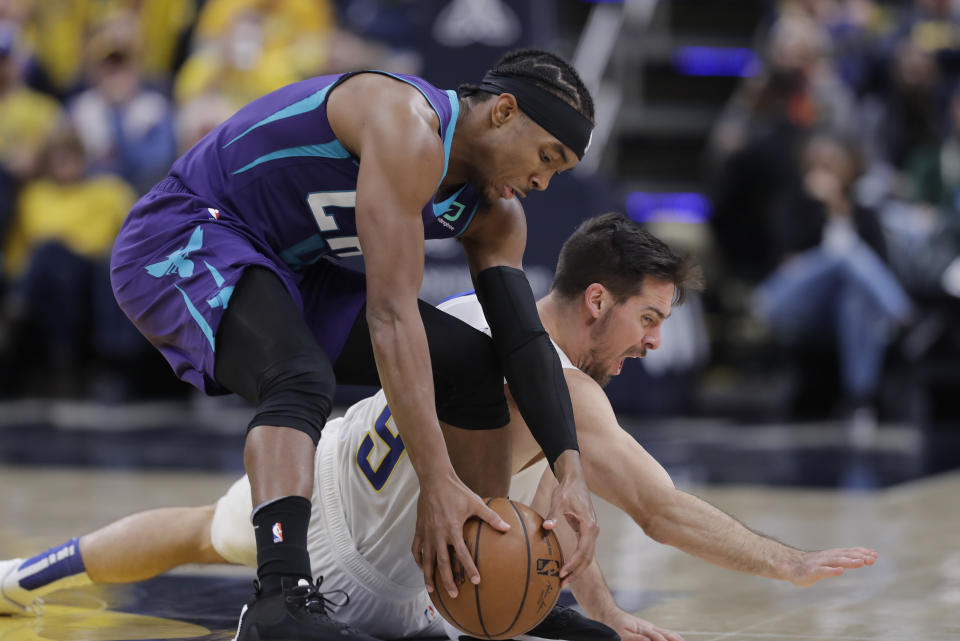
[478,71,593,160]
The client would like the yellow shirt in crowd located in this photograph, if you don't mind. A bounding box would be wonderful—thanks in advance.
[0,87,62,171]
[3,175,135,277]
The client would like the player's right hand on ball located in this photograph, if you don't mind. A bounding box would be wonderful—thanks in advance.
[544,449,599,586]
[412,470,510,598]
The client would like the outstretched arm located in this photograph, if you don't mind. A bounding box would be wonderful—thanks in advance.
[529,470,687,641]
[565,371,878,586]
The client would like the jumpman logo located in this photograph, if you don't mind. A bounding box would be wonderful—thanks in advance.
[146,226,204,279]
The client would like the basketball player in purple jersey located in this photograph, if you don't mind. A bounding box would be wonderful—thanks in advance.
[109,50,599,640]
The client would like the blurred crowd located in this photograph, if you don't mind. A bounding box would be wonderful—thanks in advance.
[0,0,417,401]
[1,0,958,428]
[706,0,960,427]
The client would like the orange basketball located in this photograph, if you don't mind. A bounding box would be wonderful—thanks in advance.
[429,498,563,640]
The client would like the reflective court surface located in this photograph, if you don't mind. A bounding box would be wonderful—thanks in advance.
[1,418,959,641]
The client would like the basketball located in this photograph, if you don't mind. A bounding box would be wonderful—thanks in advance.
[428,498,563,640]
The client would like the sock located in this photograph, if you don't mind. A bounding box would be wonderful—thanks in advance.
[252,496,312,595]
[2,537,92,608]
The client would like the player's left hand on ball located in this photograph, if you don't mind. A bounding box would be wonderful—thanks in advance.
[787,547,878,587]
[543,450,598,586]
[412,470,510,598]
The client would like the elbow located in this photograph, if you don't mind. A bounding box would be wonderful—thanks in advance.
[364,297,420,348]
[640,512,673,546]
[365,303,400,328]
[633,489,679,545]
[365,292,414,329]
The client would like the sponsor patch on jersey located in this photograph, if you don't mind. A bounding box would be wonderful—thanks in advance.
[207,207,220,220]
[272,522,284,543]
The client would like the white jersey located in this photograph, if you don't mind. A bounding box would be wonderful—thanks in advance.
[210,294,580,639]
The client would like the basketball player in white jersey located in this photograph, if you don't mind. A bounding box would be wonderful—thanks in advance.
[0,214,878,641]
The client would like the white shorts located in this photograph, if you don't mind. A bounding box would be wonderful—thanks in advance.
[210,389,549,640]
[211,417,446,640]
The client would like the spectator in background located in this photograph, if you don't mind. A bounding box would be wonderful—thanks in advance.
[874,41,942,172]
[0,20,61,181]
[175,0,333,110]
[68,15,178,195]
[175,91,236,154]
[0,124,136,397]
[127,0,197,91]
[708,12,857,283]
[752,133,913,434]
[12,0,195,100]
[0,19,61,312]
[873,82,960,306]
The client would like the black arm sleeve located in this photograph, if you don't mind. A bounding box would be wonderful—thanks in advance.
[475,266,579,465]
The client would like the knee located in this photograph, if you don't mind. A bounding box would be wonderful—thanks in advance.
[249,353,336,444]
[193,504,228,564]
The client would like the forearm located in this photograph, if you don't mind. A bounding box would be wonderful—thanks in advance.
[534,482,617,621]
[367,307,453,479]
[642,489,801,580]
[475,266,579,464]
[569,560,621,622]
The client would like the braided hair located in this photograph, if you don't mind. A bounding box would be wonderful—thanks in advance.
[459,49,595,123]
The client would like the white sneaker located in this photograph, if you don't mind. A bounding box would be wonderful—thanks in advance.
[0,559,36,616]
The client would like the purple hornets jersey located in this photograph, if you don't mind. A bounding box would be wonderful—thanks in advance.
[112,71,482,393]
[170,71,481,271]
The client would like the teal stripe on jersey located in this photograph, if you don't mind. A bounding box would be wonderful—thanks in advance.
[433,184,467,218]
[223,83,336,149]
[370,73,459,190]
[232,140,351,175]
[441,90,458,183]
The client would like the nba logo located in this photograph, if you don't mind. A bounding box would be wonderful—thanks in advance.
[272,522,284,543]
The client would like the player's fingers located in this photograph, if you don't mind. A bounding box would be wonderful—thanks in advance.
[419,540,436,593]
[559,545,586,582]
[543,507,570,531]
[665,629,688,641]
[475,503,510,533]
[826,553,867,568]
[435,541,459,598]
[850,549,878,562]
[412,534,424,570]
[452,536,481,586]
[542,496,565,530]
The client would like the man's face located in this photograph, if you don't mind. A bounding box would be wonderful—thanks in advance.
[474,95,580,204]
[581,277,674,387]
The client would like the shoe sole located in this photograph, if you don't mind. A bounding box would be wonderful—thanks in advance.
[0,559,29,616]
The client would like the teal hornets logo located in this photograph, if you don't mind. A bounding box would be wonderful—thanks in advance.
[442,201,465,222]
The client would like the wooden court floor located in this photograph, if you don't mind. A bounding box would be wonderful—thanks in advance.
[1,463,958,641]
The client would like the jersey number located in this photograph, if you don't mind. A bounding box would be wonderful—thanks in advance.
[281,191,363,268]
[307,191,362,257]
[356,405,406,491]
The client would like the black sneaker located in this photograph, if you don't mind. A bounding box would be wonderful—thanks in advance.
[448,604,619,641]
[233,577,382,641]
[522,604,620,641]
